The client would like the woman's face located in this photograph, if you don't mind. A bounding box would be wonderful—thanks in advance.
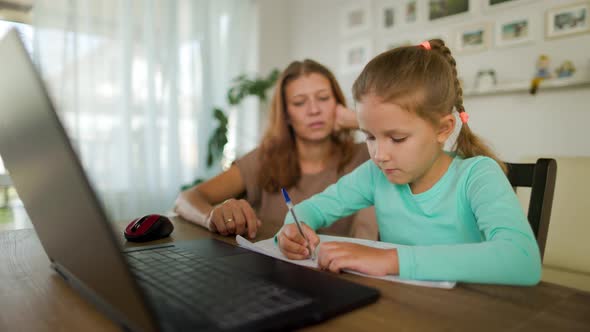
[284,73,337,143]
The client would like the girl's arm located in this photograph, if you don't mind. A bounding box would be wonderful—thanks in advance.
[284,160,377,230]
[396,158,542,285]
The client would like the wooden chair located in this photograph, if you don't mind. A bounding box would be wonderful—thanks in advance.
[505,158,557,260]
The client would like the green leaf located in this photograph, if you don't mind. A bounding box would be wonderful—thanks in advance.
[207,107,229,168]
[208,68,280,168]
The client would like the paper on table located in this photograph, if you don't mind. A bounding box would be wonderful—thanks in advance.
[236,234,456,289]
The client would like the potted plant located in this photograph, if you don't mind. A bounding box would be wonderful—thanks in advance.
[181,69,279,191]
[206,68,279,168]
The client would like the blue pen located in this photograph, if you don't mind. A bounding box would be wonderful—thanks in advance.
[281,188,315,260]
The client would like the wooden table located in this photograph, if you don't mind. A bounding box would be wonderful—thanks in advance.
[1,217,589,331]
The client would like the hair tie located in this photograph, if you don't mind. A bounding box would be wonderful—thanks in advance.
[419,41,431,50]
[459,111,469,124]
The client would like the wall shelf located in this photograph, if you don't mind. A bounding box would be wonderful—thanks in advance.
[463,76,590,97]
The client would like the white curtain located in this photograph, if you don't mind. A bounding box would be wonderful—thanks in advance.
[1,21,34,177]
[31,0,257,221]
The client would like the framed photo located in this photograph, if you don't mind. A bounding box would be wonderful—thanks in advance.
[454,23,491,54]
[490,0,517,4]
[376,1,397,31]
[484,0,534,11]
[340,39,372,74]
[428,0,469,21]
[495,15,535,47]
[405,0,417,23]
[340,1,372,36]
[545,1,590,39]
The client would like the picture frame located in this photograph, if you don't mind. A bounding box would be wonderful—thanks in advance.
[340,1,372,36]
[495,14,535,47]
[428,0,469,21]
[376,1,397,31]
[545,1,590,39]
[484,0,534,11]
[454,23,491,54]
[405,0,417,24]
[340,39,373,75]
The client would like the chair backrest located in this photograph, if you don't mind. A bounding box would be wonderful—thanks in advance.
[505,158,557,260]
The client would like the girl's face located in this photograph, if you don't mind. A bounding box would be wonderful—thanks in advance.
[284,73,337,143]
[357,93,452,186]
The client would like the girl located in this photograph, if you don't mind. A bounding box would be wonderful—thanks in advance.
[277,40,542,285]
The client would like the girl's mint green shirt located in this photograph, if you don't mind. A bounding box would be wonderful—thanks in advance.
[283,156,542,285]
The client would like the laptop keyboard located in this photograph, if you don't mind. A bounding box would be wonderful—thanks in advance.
[125,246,313,330]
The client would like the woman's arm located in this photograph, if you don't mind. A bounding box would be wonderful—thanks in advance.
[174,165,260,237]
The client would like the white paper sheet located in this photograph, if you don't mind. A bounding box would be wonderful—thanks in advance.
[236,235,456,289]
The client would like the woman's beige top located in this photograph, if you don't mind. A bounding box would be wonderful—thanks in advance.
[235,143,375,237]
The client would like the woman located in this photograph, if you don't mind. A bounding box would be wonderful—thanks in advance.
[174,59,376,239]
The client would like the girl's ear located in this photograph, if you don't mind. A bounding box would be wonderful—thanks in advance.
[437,113,456,144]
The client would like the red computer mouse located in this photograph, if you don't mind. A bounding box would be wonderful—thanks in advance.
[124,214,174,242]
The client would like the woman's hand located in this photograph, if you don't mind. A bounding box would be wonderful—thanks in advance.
[317,242,399,276]
[207,199,261,239]
[277,223,320,260]
[334,104,359,131]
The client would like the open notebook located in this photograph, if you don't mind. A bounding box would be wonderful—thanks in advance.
[236,234,456,289]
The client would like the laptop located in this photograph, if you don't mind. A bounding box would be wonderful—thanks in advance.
[0,29,379,332]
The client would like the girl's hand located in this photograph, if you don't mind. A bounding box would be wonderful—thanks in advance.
[334,104,359,131]
[207,199,262,238]
[277,223,320,260]
[318,242,399,276]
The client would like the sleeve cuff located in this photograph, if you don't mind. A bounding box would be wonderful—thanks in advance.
[273,225,285,246]
[396,246,416,280]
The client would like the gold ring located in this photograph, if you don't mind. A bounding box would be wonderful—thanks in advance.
[225,217,233,224]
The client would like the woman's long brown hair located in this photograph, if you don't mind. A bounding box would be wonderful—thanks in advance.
[352,39,507,173]
[258,59,356,192]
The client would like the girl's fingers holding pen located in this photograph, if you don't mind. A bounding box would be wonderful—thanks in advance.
[301,223,320,248]
[283,224,307,246]
[278,233,309,260]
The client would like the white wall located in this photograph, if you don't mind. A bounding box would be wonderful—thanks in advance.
[256,0,291,75]
[284,0,590,162]
[244,0,290,144]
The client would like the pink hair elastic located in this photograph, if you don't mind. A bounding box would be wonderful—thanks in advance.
[419,41,431,50]
[459,112,469,124]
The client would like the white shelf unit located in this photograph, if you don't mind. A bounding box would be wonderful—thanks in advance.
[464,77,590,97]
